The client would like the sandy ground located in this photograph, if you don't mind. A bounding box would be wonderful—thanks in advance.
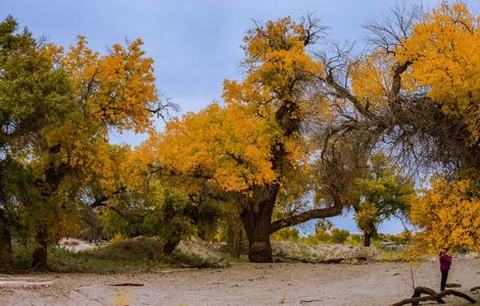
[0,259,479,306]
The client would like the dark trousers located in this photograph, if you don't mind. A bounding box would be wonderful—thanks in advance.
[440,270,449,291]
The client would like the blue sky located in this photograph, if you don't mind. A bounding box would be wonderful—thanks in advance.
[1,0,442,234]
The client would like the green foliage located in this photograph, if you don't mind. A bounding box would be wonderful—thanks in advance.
[271,227,300,241]
[299,224,352,245]
[0,16,72,148]
[0,15,72,257]
[345,233,363,246]
[100,187,194,240]
[352,153,415,244]
[330,228,350,244]
[378,231,413,245]
[313,224,331,243]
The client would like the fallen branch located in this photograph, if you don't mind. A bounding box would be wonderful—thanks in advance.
[273,255,368,264]
[411,286,445,305]
[391,287,476,306]
[108,283,144,287]
[471,286,480,292]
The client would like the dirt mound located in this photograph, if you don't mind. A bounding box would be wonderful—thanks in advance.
[172,239,228,267]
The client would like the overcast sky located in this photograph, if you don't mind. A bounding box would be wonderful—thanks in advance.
[1,0,445,234]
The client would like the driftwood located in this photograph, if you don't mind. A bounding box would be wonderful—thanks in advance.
[109,283,144,287]
[273,256,368,264]
[471,286,480,292]
[411,287,445,305]
[299,299,323,304]
[391,286,476,306]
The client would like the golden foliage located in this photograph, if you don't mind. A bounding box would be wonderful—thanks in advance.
[411,178,480,252]
[143,17,322,202]
[350,52,393,109]
[397,2,480,142]
[63,36,158,132]
[354,202,379,232]
[144,103,277,192]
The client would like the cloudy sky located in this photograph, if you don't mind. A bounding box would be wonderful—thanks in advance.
[1,0,445,234]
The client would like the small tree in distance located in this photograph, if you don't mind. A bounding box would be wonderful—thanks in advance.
[352,154,414,247]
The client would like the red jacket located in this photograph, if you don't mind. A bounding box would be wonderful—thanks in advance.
[439,254,452,271]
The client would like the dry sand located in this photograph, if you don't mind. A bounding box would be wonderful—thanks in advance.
[1,259,479,306]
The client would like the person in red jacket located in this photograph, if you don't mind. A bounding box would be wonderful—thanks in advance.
[439,248,452,291]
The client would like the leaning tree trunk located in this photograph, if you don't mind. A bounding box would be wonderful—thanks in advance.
[32,227,48,270]
[0,221,13,272]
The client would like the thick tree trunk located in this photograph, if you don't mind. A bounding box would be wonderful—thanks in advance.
[241,187,277,263]
[0,222,13,272]
[227,225,243,258]
[364,232,372,247]
[243,213,272,263]
[32,227,48,270]
[247,233,272,263]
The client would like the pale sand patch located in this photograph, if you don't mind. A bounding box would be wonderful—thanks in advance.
[0,279,54,288]
[0,259,479,306]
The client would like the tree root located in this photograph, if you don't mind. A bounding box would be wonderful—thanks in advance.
[391,286,476,306]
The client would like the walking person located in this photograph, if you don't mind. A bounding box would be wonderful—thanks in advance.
[439,248,452,291]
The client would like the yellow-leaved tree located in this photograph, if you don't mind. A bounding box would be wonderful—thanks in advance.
[309,2,480,254]
[24,35,161,269]
[142,17,353,262]
[411,178,480,252]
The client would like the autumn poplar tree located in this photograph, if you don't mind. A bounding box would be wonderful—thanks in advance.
[411,178,480,252]
[143,17,356,262]
[311,2,480,252]
[352,154,414,247]
[24,35,161,269]
[0,16,72,270]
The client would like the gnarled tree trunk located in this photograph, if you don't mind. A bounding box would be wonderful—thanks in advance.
[240,183,345,262]
[241,186,277,263]
[244,220,273,263]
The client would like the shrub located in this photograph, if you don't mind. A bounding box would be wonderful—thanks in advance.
[109,233,127,245]
[330,228,350,244]
[271,228,300,241]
